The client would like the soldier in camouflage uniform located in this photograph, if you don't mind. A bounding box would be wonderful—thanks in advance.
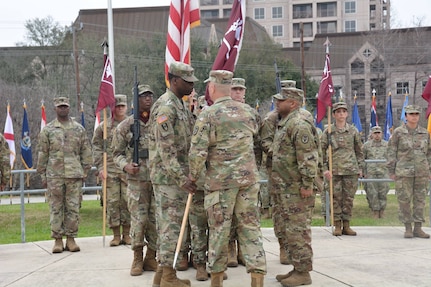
[37,97,92,253]
[363,125,389,219]
[189,70,266,287]
[149,61,198,287]
[387,105,431,239]
[112,86,158,276]
[92,94,131,247]
[321,102,364,236]
[0,133,10,191]
[271,87,318,287]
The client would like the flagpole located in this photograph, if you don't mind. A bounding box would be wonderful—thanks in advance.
[107,0,115,89]
[101,40,109,247]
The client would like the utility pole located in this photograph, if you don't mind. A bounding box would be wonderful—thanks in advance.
[72,22,83,115]
[300,22,306,97]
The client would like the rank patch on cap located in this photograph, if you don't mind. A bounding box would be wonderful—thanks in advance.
[157,115,168,124]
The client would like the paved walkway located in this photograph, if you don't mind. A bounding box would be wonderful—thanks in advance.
[1,227,431,287]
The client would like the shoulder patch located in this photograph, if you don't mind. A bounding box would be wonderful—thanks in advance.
[301,134,309,144]
[157,115,168,124]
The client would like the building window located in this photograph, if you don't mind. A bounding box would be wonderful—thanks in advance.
[223,0,233,4]
[345,20,356,32]
[317,21,337,33]
[293,23,313,38]
[272,25,283,37]
[345,1,356,14]
[317,2,337,17]
[293,4,312,19]
[255,8,264,19]
[363,48,372,58]
[396,82,409,95]
[272,7,282,19]
[223,9,231,17]
[200,0,219,6]
[351,59,364,74]
[370,23,376,30]
[370,4,376,18]
[201,9,219,18]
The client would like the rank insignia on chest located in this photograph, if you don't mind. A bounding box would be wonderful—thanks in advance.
[157,115,168,124]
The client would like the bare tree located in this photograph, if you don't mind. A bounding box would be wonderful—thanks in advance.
[17,16,67,47]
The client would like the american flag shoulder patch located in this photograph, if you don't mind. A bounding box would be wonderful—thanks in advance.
[157,115,168,124]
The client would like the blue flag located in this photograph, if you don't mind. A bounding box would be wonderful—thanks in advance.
[81,110,85,128]
[20,103,32,169]
[384,93,393,141]
[314,109,323,130]
[400,95,409,123]
[352,98,362,132]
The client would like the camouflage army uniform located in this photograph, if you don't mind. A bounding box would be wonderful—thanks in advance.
[189,93,267,276]
[37,115,92,240]
[112,114,157,252]
[0,133,10,188]
[363,132,389,214]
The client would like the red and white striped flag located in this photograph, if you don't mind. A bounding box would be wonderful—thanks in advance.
[165,0,200,87]
[4,104,16,168]
[40,102,47,131]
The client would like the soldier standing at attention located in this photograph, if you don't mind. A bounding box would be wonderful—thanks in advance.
[149,61,198,287]
[92,94,131,246]
[0,133,10,191]
[387,105,431,239]
[37,97,92,253]
[362,125,389,219]
[189,70,266,287]
[112,85,158,276]
[271,87,318,287]
[321,102,364,236]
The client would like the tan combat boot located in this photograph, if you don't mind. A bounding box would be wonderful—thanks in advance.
[122,224,132,245]
[413,222,430,238]
[143,247,158,271]
[65,237,80,252]
[110,226,121,247]
[342,220,357,236]
[195,264,209,281]
[276,269,294,282]
[176,252,189,271]
[333,220,342,236]
[251,273,264,287]
[372,210,379,219]
[404,223,413,238]
[227,241,238,267]
[237,242,245,266]
[130,246,144,276]
[160,266,191,287]
[278,238,290,265]
[379,209,385,218]
[52,238,64,253]
[280,270,312,287]
[210,271,224,287]
[152,265,163,287]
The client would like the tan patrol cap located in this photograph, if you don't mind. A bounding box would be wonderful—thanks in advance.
[273,87,304,102]
[404,105,421,114]
[204,70,233,85]
[371,126,382,133]
[115,94,127,106]
[280,80,296,88]
[169,61,199,82]
[332,102,348,112]
[54,97,70,107]
[231,78,246,89]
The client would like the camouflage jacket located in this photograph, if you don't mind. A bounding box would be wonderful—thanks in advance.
[37,118,92,182]
[363,139,388,176]
[260,110,279,168]
[149,89,195,186]
[387,124,431,177]
[189,96,259,190]
[0,133,10,186]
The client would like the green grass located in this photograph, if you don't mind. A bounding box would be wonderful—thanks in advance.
[1,194,428,244]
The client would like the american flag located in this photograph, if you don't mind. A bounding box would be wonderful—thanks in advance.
[370,93,378,127]
[4,103,15,168]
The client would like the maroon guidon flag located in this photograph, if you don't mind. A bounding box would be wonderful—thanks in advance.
[316,38,334,124]
[95,56,115,117]
[422,75,431,118]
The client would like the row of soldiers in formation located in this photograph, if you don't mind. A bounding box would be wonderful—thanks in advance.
[2,60,429,287]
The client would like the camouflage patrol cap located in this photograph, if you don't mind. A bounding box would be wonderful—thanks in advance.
[204,70,233,85]
[273,87,304,102]
[169,61,199,82]
[115,94,127,106]
[404,105,421,114]
[332,101,348,112]
[371,126,382,133]
[54,97,70,107]
[137,84,154,96]
[280,80,296,88]
[231,78,246,89]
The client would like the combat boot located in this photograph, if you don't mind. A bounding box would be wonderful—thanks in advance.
[342,220,357,236]
[251,273,264,287]
[65,237,80,252]
[130,246,144,276]
[280,270,312,287]
[110,226,121,247]
[152,265,163,287]
[52,238,64,253]
[333,220,342,236]
[413,222,430,238]
[227,241,238,267]
[121,224,132,245]
[210,271,224,287]
[404,223,413,238]
[237,242,245,266]
[195,264,209,281]
[176,252,189,271]
[278,238,290,265]
[160,266,191,287]
[143,247,158,271]
[372,211,379,219]
[276,269,294,282]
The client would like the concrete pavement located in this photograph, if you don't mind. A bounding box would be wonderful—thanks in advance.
[1,227,431,287]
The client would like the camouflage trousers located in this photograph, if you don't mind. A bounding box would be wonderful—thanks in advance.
[205,183,267,274]
[189,189,208,265]
[395,176,428,224]
[105,176,130,228]
[274,182,314,272]
[47,178,82,239]
[268,167,285,239]
[153,184,189,267]
[365,174,389,211]
[332,175,357,221]
[127,180,157,251]
[258,168,271,209]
